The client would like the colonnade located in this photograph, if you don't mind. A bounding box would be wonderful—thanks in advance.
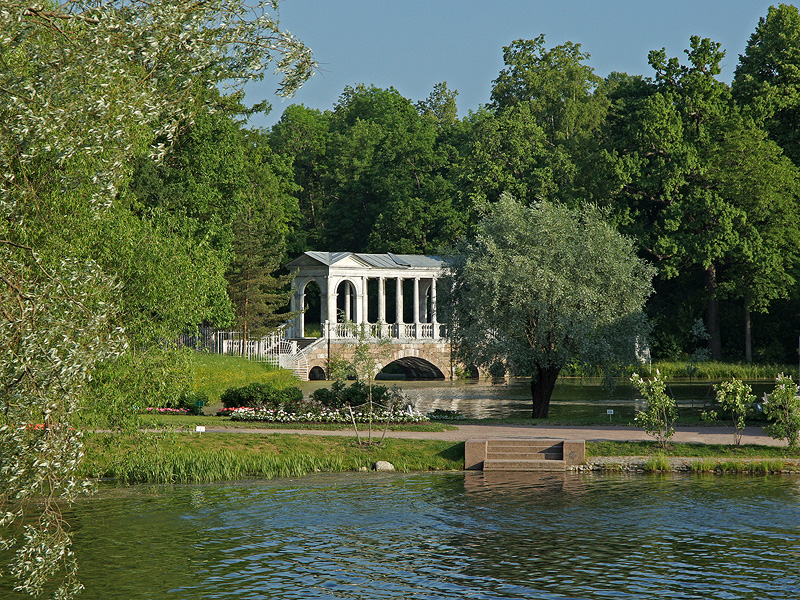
[291,274,441,340]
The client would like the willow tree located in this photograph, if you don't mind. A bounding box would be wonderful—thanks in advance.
[0,2,313,596]
[441,195,654,418]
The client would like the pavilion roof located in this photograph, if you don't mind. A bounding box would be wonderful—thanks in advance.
[288,251,449,270]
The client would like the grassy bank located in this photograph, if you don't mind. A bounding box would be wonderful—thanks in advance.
[191,353,297,405]
[82,432,464,484]
[628,360,794,380]
[588,441,800,474]
[80,429,800,485]
[587,440,797,459]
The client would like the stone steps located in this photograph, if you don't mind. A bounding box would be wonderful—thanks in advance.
[483,458,567,471]
[465,438,585,471]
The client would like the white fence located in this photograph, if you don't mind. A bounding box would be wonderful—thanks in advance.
[176,327,308,379]
[325,321,446,340]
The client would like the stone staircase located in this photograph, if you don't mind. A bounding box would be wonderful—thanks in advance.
[465,439,585,471]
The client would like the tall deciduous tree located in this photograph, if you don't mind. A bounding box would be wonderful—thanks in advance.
[490,34,608,143]
[441,194,654,418]
[321,84,464,253]
[733,3,800,165]
[597,36,800,359]
[269,104,331,253]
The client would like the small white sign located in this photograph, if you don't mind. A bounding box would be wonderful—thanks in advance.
[606,409,614,415]
[195,425,206,433]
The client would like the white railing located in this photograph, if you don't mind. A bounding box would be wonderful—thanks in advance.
[321,321,446,340]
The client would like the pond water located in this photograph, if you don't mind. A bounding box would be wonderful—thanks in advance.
[301,378,777,419]
[3,472,799,599]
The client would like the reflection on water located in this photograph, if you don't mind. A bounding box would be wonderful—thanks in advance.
[301,377,776,419]
[2,473,798,599]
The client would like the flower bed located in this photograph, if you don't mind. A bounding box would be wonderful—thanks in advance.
[227,406,429,424]
[145,407,192,415]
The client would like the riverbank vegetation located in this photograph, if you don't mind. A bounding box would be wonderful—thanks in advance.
[79,431,800,485]
[82,433,465,484]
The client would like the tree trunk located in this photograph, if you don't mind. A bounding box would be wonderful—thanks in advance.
[530,365,561,419]
[704,265,722,359]
[744,299,752,364]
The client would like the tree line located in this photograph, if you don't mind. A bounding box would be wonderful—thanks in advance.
[248,4,800,365]
[104,4,800,365]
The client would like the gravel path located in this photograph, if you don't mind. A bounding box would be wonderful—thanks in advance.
[201,423,788,447]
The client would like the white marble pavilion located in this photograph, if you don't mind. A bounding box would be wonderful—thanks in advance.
[285,252,449,340]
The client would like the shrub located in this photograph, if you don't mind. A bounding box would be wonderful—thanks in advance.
[763,373,800,451]
[631,370,677,450]
[310,381,399,409]
[706,379,755,445]
[220,382,304,410]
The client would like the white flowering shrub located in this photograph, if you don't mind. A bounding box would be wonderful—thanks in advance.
[228,406,429,424]
[1,2,314,596]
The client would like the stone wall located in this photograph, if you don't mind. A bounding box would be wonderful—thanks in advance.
[304,338,454,380]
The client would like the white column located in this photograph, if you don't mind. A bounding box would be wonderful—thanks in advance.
[413,277,420,338]
[420,281,430,323]
[320,279,328,330]
[431,278,439,339]
[361,276,369,325]
[290,287,300,338]
[378,277,386,322]
[395,277,403,325]
[299,287,306,338]
[344,281,352,322]
[327,277,337,325]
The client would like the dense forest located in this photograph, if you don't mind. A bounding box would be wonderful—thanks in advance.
[156,3,798,364]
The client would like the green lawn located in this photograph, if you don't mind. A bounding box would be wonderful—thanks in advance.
[191,353,297,407]
[82,431,464,483]
[587,440,799,458]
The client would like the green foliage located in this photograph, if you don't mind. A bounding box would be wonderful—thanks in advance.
[629,360,793,380]
[310,381,400,409]
[642,453,671,472]
[80,348,194,429]
[191,353,294,405]
[711,379,756,445]
[587,439,799,459]
[442,194,654,418]
[0,1,314,595]
[631,371,677,449]
[598,35,800,360]
[220,382,304,410]
[733,3,800,165]
[763,373,800,450]
[82,433,464,483]
[306,84,466,254]
[490,34,607,143]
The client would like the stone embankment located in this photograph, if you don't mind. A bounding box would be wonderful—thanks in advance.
[569,456,800,473]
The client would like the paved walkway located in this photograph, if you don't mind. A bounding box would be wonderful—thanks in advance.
[202,423,787,447]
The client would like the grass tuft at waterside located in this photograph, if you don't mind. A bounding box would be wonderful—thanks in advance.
[82,432,464,484]
[588,440,798,459]
[561,360,794,380]
[628,361,793,380]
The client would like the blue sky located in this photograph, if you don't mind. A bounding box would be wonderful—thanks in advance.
[247,0,780,128]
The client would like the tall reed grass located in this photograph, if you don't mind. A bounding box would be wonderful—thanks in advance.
[82,433,464,484]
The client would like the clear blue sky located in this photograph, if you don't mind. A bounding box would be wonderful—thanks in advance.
[247,0,781,128]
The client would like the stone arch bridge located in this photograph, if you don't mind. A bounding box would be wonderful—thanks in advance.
[300,332,453,381]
